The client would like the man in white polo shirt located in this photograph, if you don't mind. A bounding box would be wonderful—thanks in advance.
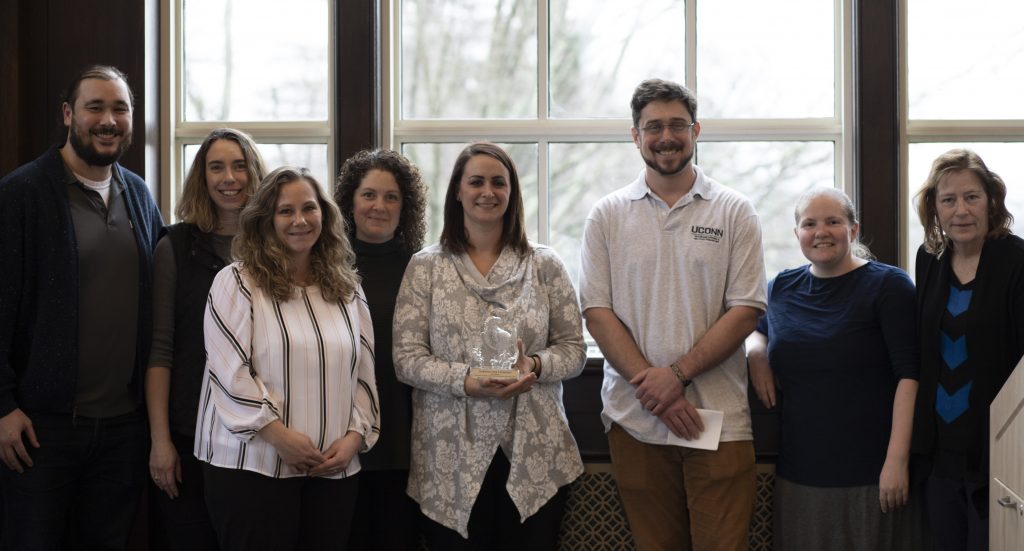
[580,78,767,551]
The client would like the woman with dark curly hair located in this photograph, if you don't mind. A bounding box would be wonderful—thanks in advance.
[196,167,379,550]
[334,149,427,551]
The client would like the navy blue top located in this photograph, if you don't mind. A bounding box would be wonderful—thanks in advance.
[758,261,918,487]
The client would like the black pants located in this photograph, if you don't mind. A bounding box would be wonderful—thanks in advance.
[925,473,989,551]
[150,432,217,551]
[202,463,358,551]
[348,469,421,551]
[0,410,147,551]
[421,450,569,551]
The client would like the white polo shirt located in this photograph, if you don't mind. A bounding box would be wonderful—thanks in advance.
[579,166,767,443]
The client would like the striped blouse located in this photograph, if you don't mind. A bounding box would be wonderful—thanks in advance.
[194,263,380,479]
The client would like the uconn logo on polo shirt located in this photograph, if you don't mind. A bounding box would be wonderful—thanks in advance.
[690,225,724,243]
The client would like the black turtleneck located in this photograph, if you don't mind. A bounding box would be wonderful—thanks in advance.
[353,237,414,471]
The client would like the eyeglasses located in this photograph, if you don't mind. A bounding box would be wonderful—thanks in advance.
[639,121,696,135]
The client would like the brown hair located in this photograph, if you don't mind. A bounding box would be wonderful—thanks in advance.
[334,148,427,253]
[63,65,134,110]
[914,148,1013,255]
[176,128,267,232]
[439,142,530,256]
[630,78,698,127]
[234,167,359,302]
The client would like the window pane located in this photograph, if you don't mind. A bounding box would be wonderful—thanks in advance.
[697,0,834,118]
[548,142,643,287]
[908,1,1024,119]
[183,0,328,121]
[401,143,539,245]
[183,143,330,197]
[907,143,1024,265]
[697,141,836,277]
[401,0,537,119]
[549,0,685,119]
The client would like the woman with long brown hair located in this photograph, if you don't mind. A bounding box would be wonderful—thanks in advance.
[394,142,585,550]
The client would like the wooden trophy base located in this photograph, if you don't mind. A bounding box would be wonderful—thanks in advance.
[470,368,519,380]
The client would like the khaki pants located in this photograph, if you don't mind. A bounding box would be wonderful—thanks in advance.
[608,423,756,551]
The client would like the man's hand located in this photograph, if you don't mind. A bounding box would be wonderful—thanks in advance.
[656,396,705,440]
[259,421,325,473]
[0,408,39,473]
[631,366,684,416]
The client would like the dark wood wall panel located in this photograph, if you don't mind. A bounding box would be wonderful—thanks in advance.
[335,0,380,166]
[855,0,901,265]
[1,0,153,177]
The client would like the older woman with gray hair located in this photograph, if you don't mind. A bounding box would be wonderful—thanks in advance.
[911,149,1024,551]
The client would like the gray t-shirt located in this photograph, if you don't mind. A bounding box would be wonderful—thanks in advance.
[66,170,140,418]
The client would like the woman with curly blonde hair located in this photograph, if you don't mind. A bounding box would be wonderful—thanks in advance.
[195,167,379,550]
[335,149,427,551]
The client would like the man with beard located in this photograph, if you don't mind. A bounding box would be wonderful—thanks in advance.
[579,79,767,551]
[0,65,163,549]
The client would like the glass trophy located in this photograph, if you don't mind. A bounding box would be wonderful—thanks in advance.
[468,309,519,380]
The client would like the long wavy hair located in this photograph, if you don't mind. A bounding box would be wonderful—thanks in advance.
[233,167,359,303]
[440,142,530,256]
[176,128,266,232]
[334,148,427,253]
[914,148,1013,256]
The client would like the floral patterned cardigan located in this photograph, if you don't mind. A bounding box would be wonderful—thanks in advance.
[393,243,586,537]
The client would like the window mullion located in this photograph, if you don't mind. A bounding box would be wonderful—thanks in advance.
[686,0,697,94]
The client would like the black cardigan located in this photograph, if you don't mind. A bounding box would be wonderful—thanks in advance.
[912,235,1024,489]
[164,223,229,436]
[0,146,164,416]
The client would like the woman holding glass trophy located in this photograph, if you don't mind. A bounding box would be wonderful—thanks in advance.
[394,142,586,550]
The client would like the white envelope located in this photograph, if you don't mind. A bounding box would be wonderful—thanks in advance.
[664,409,724,450]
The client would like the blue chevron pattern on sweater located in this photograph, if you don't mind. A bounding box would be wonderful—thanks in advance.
[946,286,972,317]
[940,333,967,370]
[936,381,972,424]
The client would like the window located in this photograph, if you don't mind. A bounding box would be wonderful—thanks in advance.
[161,0,334,216]
[904,0,1024,266]
[387,0,853,284]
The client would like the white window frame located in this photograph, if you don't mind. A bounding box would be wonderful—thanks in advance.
[159,0,336,220]
[898,0,1024,264]
[382,0,855,244]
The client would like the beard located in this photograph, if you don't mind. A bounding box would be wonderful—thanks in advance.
[641,140,693,177]
[67,118,132,167]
